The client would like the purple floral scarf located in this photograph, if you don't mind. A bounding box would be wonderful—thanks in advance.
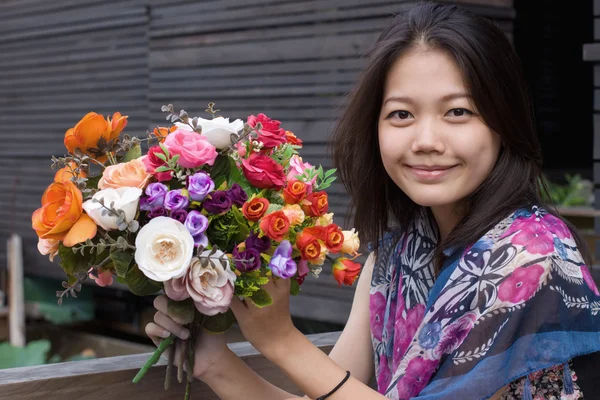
[370,206,600,399]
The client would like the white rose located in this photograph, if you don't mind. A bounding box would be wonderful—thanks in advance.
[176,116,244,149]
[82,187,142,231]
[134,216,195,282]
[186,250,236,316]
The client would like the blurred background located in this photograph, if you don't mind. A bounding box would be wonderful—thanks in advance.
[0,0,597,371]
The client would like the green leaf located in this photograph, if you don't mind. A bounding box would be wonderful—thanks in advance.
[159,143,170,158]
[155,152,167,162]
[230,205,250,242]
[248,288,272,308]
[203,309,235,333]
[84,175,102,190]
[155,166,170,173]
[110,251,133,278]
[167,298,196,325]
[323,168,337,178]
[58,243,89,276]
[228,157,257,195]
[124,143,142,162]
[211,155,232,179]
[290,279,300,296]
[124,264,162,296]
[0,340,51,369]
[282,144,296,161]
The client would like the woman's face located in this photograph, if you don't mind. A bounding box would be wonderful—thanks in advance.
[378,47,501,213]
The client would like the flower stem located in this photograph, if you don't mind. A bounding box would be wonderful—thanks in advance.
[132,334,175,383]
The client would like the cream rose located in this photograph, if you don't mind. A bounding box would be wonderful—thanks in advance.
[315,212,334,227]
[176,116,244,149]
[134,216,194,282]
[37,238,60,262]
[82,187,142,231]
[341,228,360,256]
[281,204,305,226]
[98,158,151,190]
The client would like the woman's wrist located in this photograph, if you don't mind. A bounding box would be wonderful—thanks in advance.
[194,346,237,383]
[261,327,303,364]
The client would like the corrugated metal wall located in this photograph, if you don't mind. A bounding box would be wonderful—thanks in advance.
[0,0,514,323]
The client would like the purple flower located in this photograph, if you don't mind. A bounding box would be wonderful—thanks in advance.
[396,357,439,399]
[194,233,209,248]
[434,313,476,357]
[227,183,248,207]
[232,246,261,272]
[170,209,188,224]
[188,172,215,201]
[140,182,168,211]
[370,292,387,342]
[148,207,167,219]
[269,240,297,279]
[164,189,189,211]
[185,210,209,236]
[245,233,271,253]
[202,190,232,214]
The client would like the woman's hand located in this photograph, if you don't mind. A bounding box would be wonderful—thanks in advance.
[145,295,231,381]
[230,277,298,359]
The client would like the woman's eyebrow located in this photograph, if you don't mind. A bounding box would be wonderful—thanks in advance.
[383,93,471,106]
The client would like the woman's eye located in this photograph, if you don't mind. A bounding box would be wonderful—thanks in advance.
[446,108,473,117]
[388,110,413,120]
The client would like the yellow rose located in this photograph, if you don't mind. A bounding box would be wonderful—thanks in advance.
[98,158,152,190]
[341,229,360,256]
[308,245,329,266]
[281,204,305,226]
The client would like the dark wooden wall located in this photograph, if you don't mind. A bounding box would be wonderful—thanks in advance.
[0,0,514,324]
[584,0,600,261]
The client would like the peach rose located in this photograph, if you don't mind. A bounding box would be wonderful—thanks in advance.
[32,181,97,247]
[98,158,151,190]
[54,162,87,183]
[281,204,305,226]
[64,112,127,161]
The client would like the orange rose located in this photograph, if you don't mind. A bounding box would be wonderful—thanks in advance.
[152,126,177,143]
[285,130,303,147]
[296,227,325,261]
[32,181,97,247]
[54,162,87,183]
[283,180,308,204]
[259,211,290,241]
[64,112,128,161]
[332,258,361,286]
[98,158,151,190]
[301,191,328,217]
[324,224,343,253]
[242,197,270,222]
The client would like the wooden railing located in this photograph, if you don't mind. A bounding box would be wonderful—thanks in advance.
[0,331,341,399]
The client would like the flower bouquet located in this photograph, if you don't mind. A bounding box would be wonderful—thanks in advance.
[31,103,362,397]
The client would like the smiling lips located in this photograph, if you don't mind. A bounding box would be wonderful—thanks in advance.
[405,164,458,181]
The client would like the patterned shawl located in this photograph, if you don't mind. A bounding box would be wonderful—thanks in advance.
[369,206,600,399]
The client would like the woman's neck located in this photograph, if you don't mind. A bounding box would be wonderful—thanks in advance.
[430,203,463,241]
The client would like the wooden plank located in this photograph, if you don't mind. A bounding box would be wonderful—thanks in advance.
[0,331,341,399]
[8,234,25,347]
[584,43,600,61]
[596,18,600,41]
[595,114,600,161]
[596,0,600,16]
[0,47,147,69]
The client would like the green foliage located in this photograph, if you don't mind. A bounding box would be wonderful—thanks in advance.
[203,309,236,333]
[84,174,102,190]
[230,206,250,242]
[290,279,300,296]
[110,250,133,278]
[24,276,94,325]
[211,155,232,189]
[206,211,242,251]
[248,288,273,308]
[167,298,196,325]
[0,340,51,369]
[227,157,257,196]
[234,269,270,298]
[124,143,142,161]
[58,243,90,281]
[124,264,162,296]
[314,166,337,191]
[542,174,592,207]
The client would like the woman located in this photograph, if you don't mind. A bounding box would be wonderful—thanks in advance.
[146,3,600,399]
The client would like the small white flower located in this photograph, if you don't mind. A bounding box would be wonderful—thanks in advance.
[83,187,142,231]
[176,116,244,149]
[135,217,195,282]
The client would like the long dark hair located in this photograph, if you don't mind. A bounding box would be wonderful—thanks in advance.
[331,2,592,266]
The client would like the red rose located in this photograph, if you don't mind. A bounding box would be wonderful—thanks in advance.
[283,180,308,204]
[285,130,303,147]
[241,154,286,189]
[259,211,290,241]
[301,191,329,217]
[247,113,286,149]
[332,258,361,286]
[324,224,344,253]
[142,146,173,181]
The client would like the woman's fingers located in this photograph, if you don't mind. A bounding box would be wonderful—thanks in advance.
[145,322,171,346]
[154,311,190,340]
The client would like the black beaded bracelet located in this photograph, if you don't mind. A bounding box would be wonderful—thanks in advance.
[316,371,351,400]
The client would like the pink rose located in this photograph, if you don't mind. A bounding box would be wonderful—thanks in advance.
[164,250,236,316]
[163,129,218,168]
[241,154,286,189]
[247,113,286,149]
[286,155,316,190]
